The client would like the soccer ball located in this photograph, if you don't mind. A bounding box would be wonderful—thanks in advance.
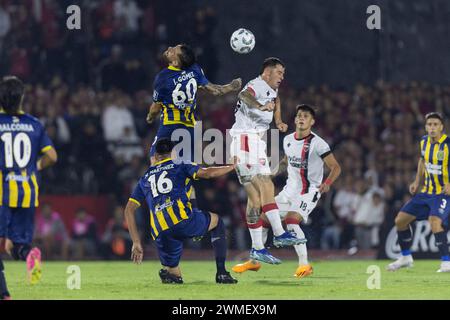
[230,28,255,54]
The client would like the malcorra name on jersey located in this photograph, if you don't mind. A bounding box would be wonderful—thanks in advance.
[0,123,34,132]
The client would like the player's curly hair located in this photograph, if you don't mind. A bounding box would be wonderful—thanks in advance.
[0,75,24,114]
[178,44,197,69]
[155,138,174,155]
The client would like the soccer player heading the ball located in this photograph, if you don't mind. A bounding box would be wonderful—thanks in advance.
[124,138,238,284]
[146,44,241,226]
[387,112,450,273]
[229,57,307,266]
[233,104,341,278]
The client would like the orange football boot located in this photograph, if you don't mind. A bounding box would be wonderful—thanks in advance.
[294,264,313,278]
[232,260,261,273]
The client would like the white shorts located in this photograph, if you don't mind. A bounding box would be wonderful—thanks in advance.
[275,189,321,223]
[230,132,271,184]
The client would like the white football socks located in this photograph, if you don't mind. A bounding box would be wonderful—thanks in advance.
[287,223,308,265]
[264,209,285,236]
[248,225,264,250]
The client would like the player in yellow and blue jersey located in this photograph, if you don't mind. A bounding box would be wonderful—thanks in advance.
[146,43,241,215]
[124,138,238,284]
[146,44,241,163]
[0,76,57,299]
[387,112,450,273]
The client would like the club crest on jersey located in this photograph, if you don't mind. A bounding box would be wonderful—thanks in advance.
[437,151,445,161]
[12,116,19,123]
[266,91,270,96]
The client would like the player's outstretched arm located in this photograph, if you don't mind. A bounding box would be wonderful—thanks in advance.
[146,102,163,124]
[37,147,57,171]
[199,78,242,96]
[196,158,238,179]
[319,153,341,193]
[238,89,275,111]
[124,200,143,264]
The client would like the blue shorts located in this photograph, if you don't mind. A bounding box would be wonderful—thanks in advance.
[155,209,211,267]
[0,206,36,244]
[150,124,195,161]
[401,193,450,226]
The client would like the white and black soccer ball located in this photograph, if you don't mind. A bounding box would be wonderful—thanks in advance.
[230,28,255,54]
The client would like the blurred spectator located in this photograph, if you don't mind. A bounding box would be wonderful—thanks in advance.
[71,208,98,259]
[353,191,386,249]
[113,0,142,33]
[100,205,131,260]
[34,203,70,260]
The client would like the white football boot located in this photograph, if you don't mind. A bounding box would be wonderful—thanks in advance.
[386,255,414,271]
[436,261,450,273]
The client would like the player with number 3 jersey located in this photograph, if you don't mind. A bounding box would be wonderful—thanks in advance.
[387,112,450,273]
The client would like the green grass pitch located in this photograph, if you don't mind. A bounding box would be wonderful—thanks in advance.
[4,260,450,299]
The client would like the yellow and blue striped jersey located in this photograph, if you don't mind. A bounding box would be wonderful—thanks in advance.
[152,64,209,127]
[129,158,200,240]
[420,134,450,195]
[0,112,54,208]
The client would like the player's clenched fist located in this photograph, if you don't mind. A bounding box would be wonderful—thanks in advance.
[276,122,288,132]
[131,243,143,264]
[260,101,275,112]
[230,78,242,91]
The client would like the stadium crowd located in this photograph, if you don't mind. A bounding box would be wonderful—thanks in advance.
[1,0,450,259]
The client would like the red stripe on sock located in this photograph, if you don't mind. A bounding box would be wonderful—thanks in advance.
[261,219,271,229]
[285,217,300,225]
[247,220,262,229]
[262,203,278,213]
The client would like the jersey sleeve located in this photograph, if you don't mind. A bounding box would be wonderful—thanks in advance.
[39,125,54,154]
[129,182,145,206]
[181,161,201,180]
[241,80,257,98]
[194,64,209,86]
[152,74,163,103]
[316,138,331,159]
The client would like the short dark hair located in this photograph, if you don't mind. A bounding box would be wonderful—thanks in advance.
[178,44,196,69]
[425,112,444,124]
[260,57,285,75]
[295,104,316,119]
[0,76,24,114]
[155,138,174,155]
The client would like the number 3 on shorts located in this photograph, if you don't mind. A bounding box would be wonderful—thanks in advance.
[441,199,448,209]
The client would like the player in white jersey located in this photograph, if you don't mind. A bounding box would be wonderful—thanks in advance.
[229,58,306,266]
[233,104,341,277]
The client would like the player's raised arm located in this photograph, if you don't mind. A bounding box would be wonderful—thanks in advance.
[146,102,163,124]
[238,88,275,111]
[199,78,242,96]
[319,153,342,193]
[273,96,288,132]
[124,199,143,264]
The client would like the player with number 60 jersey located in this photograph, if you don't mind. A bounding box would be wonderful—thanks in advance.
[147,44,242,163]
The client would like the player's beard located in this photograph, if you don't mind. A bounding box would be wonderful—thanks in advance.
[162,51,170,64]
